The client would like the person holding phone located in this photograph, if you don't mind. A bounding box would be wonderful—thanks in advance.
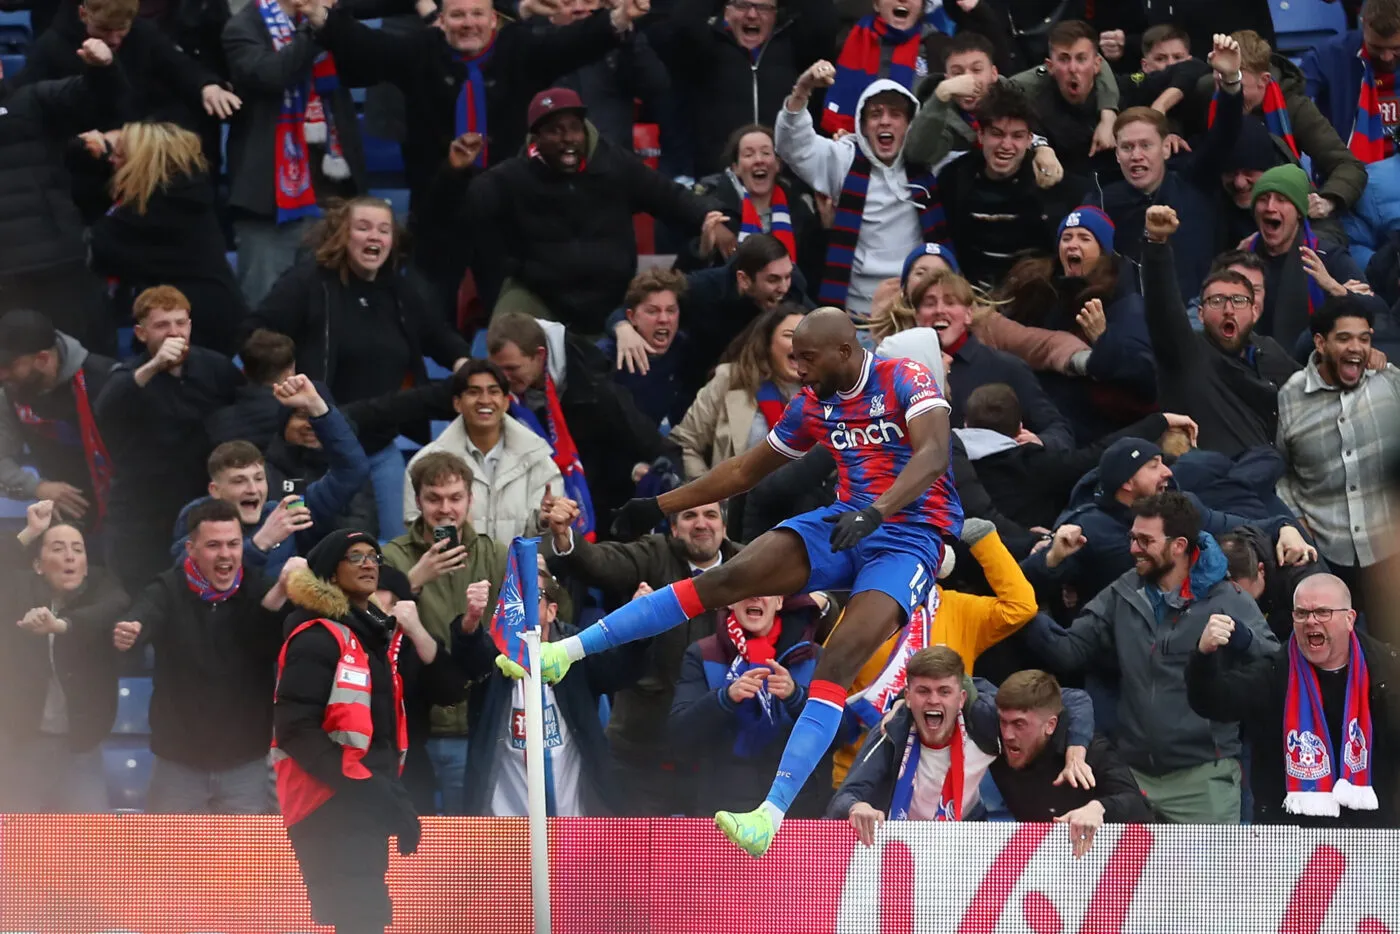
[170,375,369,577]
[382,451,509,814]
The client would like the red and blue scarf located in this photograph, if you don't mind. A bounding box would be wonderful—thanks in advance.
[725,612,783,756]
[738,178,796,260]
[819,151,946,308]
[183,555,242,603]
[12,370,112,528]
[1350,46,1388,164]
[1283,631,1377,817]
[890,710,964,821]
[822,16,922,136]
[454,37,495,169]
[1244,219,1327,321]
[259,0,346,224]
[1211,81,1298,158]
[508,373,595,542]
[755,380,787,428]
[846,585,936,730]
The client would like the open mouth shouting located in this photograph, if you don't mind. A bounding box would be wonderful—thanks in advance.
[238,494,263,523]
[1062,248,1086,274]
[875,130,897,151]
[1335,349,1366,386]
[557,145,582,170]
[888,2,915,27]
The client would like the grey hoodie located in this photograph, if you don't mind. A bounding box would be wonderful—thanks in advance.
[0,331,95,500]
[775,79,925,318]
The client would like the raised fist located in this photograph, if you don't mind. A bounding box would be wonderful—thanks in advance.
[1144,205,1179,242]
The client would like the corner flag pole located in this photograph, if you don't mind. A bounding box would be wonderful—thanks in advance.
[521,578,551,933]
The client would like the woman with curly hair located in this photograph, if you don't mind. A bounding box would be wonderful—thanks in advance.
[87,121,246,355]
[244,196,472,538]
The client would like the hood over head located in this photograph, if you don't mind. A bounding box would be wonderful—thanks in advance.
[853,79,920,166]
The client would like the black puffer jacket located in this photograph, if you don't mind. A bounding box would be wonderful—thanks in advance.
[0,63,121,275]
[649,0,836,177]
[466,122,715,334]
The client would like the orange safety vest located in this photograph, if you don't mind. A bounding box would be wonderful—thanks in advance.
[271,618,408,827]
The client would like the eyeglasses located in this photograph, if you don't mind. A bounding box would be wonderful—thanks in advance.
[726,1,776,12]
[1202,294,1252,309]
[342,552,383,567]
[1292,607,1346,623]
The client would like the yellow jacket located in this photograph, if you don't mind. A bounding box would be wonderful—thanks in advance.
[828,529,1038,785]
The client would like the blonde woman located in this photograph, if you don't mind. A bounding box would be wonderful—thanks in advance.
[866,243,1092,374]
[88,121,246,354]
[670,304,807,482]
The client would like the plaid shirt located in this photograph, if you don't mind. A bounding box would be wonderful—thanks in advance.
[1276,357,1400,567]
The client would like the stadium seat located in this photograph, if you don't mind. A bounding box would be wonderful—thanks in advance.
[112,677,153,735]
[1272,0,1347,54]
[359,115,405,178]
[424,357,452,381]
[470,330,489,358]
[0,9,30,53]
[395,434,421,454]
[117,327,134,359]
[370,187,410,219]
[102,739,154,811]
[0,52,23,75]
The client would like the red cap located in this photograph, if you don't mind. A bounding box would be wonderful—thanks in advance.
[527,88,587,132]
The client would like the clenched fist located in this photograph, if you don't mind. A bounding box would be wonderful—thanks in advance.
[1197,613,1235,654]
[1144,205,1179,242]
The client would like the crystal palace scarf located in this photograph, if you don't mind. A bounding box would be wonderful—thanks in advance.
[1283,631,1377,817]
[823,15,922,136]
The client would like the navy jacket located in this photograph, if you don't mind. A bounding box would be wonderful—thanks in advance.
[453,621,646,817]
[1089,84,1243,300]
[1301,32,1369,150]
[947,334,1074,453]
[669,605,828,817]
[170,404,368,577]
[827,680,1094,819]
[1022,469,1285,604]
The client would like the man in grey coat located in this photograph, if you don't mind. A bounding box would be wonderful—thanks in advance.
[1023,490,1279,824]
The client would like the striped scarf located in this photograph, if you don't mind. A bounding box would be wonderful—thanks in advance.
[454,37,495,169]
[1212,80,1298,158]
[1283,631,1377,817]
[845,584,936,729]
[737,175,796,260]
[508,375,596,542]
[819,151,946,308]
[259,0,347,224]
[890,712,965,821]
[823,16,922,136]
[755,380,787,428]
[183,556,242,603]
[1245,219,1327,321]
[11,370,112,528]
[1350,47,1387,164]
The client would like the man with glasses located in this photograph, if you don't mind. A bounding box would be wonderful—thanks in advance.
[1140,205,1300,455]
[1276,297,1400,615]
[1025,491,1279,823]
[1188,573,1400,826]
[652,0,836,178]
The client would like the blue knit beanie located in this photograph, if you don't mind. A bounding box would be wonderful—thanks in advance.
[1057,206,1116,253]
[900,243,961,292]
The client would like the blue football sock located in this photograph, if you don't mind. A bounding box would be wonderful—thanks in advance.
[763,681,847,816]
[575,579,703,657]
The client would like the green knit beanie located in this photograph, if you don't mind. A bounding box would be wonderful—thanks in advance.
[1250,164,1312,217]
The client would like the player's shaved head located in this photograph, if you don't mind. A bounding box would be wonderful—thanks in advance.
[795,306,858,348]
[792,307,863,399]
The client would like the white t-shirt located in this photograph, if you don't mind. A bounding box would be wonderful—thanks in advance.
[907,732,997,820]
[489,680,584,817]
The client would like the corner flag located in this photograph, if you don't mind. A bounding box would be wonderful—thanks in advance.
[487,537,541,672]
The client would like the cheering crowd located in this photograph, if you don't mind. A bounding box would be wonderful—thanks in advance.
[4,0,1400,922]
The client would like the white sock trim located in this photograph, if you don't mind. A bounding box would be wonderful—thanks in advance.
[561,634,587,662]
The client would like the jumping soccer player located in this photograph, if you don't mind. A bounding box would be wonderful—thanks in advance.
[540,307,963,857]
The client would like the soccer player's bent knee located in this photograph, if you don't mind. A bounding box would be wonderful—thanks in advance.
[812,655,862,690]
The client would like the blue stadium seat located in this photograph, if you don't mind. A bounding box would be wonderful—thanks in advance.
[470,330,488,358]
[424,357,451,381]
[225,250,238,273]
[598,694,611,728]
[102,739,154,811]
[578,606,604,628]
[370,187,410,219]
[0,465,38,520]
[359,116,405,177]
[117,326,134,359]
[112,677,153,735]
[1272,0,1347,54]
[0,52,23,76]
[395,434,421,454]
[429,419,451,437]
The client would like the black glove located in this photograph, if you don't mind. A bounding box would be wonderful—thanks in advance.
[395,811,423,856]
[610,496,664,540]
[384,778,422,855]
[823,506,883,551]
